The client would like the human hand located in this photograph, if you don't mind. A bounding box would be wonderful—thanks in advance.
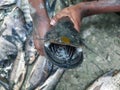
[29,0,51,56]
[33,35,45,56]
[33,20,50,56]
[50,5,82,32]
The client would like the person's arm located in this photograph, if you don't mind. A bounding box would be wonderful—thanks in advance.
[51,0,120,32]
[77,0,120,17]
[29,0,50,55]
[29,0,50,38]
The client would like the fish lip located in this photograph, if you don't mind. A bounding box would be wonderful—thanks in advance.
[44,42,83,69]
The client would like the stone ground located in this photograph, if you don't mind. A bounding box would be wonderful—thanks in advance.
[56,13,120,90]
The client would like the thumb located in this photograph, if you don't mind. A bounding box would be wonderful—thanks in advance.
[50,12,67,25]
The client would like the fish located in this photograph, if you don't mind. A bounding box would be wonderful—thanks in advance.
[35,68,65,90]
[87,69,120,90]
[16,0,33,36]
[16,0,32,23]
[24,36,38,64]
[0,1,33,89]
[44,17,83,68]
[0,5,19,85]
[45,0,57,18]
[5,5,33,90]
[9,49,27,90]
[25,56,53,90]
[0,0,69,90]
[0,0,16,6]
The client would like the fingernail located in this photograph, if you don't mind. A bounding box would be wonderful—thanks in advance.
[50,19,56,25]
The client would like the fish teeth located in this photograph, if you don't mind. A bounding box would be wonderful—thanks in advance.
[44,42,50,47]
[77,47,82,52]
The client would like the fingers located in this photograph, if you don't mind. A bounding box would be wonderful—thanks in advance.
[50,8,70,25]
[50,19,56,25]
[50,13,66,25]
[74,23,80,32]
[50,8,81,32]
[72,15,81,32]
[50,15,80,32]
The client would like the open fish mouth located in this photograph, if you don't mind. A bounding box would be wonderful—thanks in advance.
[44,42,83,68]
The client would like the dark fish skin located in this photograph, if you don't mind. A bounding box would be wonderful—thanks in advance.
[0,2,33,89]
[0,37,17,81]
[0,76,9,90]
[60,0,69,8]
[45,0,57,18]
[9,50,27,90]
[2,28,23,47]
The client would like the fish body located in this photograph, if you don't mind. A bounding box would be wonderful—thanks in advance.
[10,50,26,90]
[36,68,65,90]
[25,36,38,64]
[87,70,120,90]
[26,56,53,90]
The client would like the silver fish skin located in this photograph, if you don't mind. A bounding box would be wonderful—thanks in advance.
[0,0,16,6]
[25,36,38,64]
[1,7,28,45]
[25,56,53,90]
[6,6,32,90]
[0,3,32,90]
[0,0,33,90]
[0,8,19,80]
[0,37,17,62]
[16,0,32,23]
[87,70,120,90]
[9,49,27,90]
[35,68,65,90]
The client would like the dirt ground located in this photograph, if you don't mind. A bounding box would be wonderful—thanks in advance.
[56,13,120,90]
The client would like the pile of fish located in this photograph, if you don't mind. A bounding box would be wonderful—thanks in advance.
[0,0,65,90]
[0,0,32,89]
